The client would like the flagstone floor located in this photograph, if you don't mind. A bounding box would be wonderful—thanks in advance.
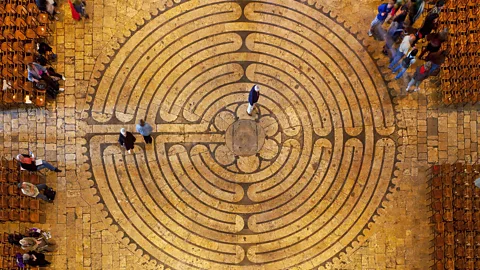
[1,0,479,269]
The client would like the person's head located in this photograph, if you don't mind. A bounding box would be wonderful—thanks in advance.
[424,61,432,70]
[22,253,31,262]
[16,154,24,162]
[387,0,395,7]
[439,29,448,41]
[410,48,418,57]
[400,5,408,12]
[120,128,126,136]
[19,239,31,247]
[436,0,445,8]
[254,85,260,92]
[409,34,416,41]
[139,119,145,127]
[27,63,34,71]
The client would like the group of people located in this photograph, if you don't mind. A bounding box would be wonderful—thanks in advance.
[8,228,53,267]
[27,42,65,99]
[118,85,262,154]
[369,0,447,93]
[36,0,89,20]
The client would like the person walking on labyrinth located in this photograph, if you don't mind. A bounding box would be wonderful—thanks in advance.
[247,85,260,116]
[392,48,418,80]
[136,119,153,144]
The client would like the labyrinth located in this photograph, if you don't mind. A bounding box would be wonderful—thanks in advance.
[83,0,397,269]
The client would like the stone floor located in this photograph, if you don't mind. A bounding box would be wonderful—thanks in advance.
[1,0,479,269]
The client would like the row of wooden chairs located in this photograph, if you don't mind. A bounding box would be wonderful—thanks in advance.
[431,163,480,270]
[0,231,40,270]
[0,0,52,107]
[437,0,480,105]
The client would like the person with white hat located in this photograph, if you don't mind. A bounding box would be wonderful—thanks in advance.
[247,85,260,116]
[118,128,136,154]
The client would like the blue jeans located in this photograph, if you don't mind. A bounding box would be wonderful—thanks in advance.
[392,64,407,79]
[35,184,49,201]
[389,50,405,69]
[37,161,56,171]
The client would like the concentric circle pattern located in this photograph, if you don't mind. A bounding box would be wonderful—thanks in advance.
[84,0,397,269]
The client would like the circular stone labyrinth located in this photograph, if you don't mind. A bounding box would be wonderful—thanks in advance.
[83,0,397,269]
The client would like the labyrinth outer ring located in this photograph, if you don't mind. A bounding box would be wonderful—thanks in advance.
[84,0,397,269]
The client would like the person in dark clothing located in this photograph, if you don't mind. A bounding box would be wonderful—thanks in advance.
[23,251,51,267]
[16,154,61,172]
[406,61,432,93]
[408,0,425,26]
[247,85,260,116]
[119,128,136,154]
[47,67,65,81]
[425,50,446,75]
[415,13,439,43]
[419,29,447,59]
[37,42,57,62]
[27,62,64,98]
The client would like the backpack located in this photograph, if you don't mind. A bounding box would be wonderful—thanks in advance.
[402,55,414,68]
[44,187,56,201]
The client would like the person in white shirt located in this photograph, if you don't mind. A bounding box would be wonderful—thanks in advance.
[389,34,416,69]
[392,48,418,80]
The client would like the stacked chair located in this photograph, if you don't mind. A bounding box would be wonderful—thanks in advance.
[0,0,53,108]
[0,157,42,223]
[431,163,480,270]
[0,232,39,269]
[434,0,480,105]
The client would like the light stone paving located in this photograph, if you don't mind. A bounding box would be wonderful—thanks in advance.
[0,0,478,269]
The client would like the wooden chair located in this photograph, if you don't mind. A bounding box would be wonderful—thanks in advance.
[7,185,19,196]
[19,209,29,222]
[19,196,28,209]
[0,196,8,209]
[8,196,19,208]
[29,210,39,223]
[0,210,8,222]
[0,183,8,195]
[8,209,18,221]
[29,198,39,210]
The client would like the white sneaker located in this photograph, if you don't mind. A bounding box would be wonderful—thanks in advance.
[128,149,132,154]
[368,30,373,37]
[59,88,64,92]
[62,75,66,80]
[414,88,420,92]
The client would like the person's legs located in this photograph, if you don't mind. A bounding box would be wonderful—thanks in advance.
[395,67,408,79]
[368,17,383,36]
[36,194,49,201]
[36,183,47,191]
[37,161,57,171]
[389,51,404,68]
[143,136,152,144]
[406,78,416,91]
[247,103,254,115]
[392,63,402,73]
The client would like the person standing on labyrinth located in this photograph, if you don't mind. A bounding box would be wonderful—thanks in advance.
[247,85,260,116]
[118,128,136,154]
[136,119,153,144]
